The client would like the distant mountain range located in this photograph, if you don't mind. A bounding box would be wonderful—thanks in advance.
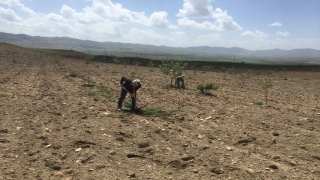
[0,32,319,59]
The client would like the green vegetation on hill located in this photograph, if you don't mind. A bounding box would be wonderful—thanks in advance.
[1,42,319,72]
[1,32,320,65]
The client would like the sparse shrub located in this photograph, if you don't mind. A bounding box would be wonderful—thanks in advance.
[253,101,263,105]
[112,57,120,64]
[259,78,273,105]
[148,60,154,67]
[239,71,251,88]
[143,106,170,120]
[124,101,132,108]
[85,55,94,61]
[203,65,212,71]
[103,93,116,102]
[265,70,273,76]
[151,82,161,88]
[156,91,164,95]
[227,67,235,74]
[197,83,218,96]
[82,83,94,88]
[220,66,227,72]
[61,67,67,73]
[130,72,135,78]
[69,73,78,77]
[255,70,262,75]
[88,92,96,96]
[223,76,229,81]
[12,52,16,63]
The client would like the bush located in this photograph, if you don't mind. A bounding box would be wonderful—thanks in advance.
[196,83,218,92]
[196,83,218,96]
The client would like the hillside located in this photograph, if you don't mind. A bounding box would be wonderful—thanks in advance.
[1,32,320,63]
[0,43,320,179]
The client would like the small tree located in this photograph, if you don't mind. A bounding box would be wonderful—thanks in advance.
[239,71,251,88]
[159,61,188,87]
[259,78,273,105]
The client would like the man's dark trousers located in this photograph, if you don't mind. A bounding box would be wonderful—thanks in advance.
[117,88,136,109]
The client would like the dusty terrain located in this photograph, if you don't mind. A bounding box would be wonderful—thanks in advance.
[0,43,320,180]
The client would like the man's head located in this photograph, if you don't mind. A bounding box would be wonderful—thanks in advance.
[132,79,141,87]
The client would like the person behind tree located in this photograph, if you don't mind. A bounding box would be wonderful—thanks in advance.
[117,77,141,111]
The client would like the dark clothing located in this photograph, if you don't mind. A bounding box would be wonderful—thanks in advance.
[117,88,136,109]
[117,77,141,109]
[120,77,141,93]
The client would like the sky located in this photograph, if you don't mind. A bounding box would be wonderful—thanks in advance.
[0,0,319,50]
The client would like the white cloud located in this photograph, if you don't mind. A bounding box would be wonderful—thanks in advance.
[46,13,64,22]
[149,11,170,28]
[0,0,178,42]
[177,0,241,31]
[177,0,213,18]
[242,31,268,39]
[178,17,217,30]
[81,0,174,28]
[60,5,75,18]
[0,0,36,15]
[60,5,103,24]
[212,8,242,31]
[0,0,21,7]
[89,0,134,22]
[0,7,22,21]
[173,31,186,37]
[0,1,123,41]
[269,22,282,26]
[178,15,241,31]
[276,31,290,36]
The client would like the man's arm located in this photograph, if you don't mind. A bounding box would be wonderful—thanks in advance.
[120,77,127,85]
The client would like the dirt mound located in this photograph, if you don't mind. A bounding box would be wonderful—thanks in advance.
[0,44,319,179]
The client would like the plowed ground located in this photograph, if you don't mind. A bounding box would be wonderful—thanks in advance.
[1,43,320,180]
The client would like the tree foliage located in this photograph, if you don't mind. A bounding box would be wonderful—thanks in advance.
[159,61,188,86]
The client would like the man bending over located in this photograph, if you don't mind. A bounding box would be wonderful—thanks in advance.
[117,77,141,111]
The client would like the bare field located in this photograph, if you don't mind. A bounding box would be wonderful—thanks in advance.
[1,43,320,180]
